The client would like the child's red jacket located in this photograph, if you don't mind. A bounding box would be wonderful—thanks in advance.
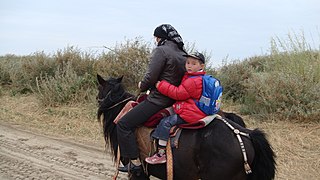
[157,71,206,123]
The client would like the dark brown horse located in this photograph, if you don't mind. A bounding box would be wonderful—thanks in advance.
[97,75,276,180]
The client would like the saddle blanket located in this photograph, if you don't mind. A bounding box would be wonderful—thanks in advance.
[113,100,174,128]
[179,114,219,129]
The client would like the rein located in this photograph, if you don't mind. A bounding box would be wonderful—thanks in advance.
[107,97,133,110]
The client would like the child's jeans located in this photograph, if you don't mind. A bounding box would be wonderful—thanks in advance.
[152,114,186,141]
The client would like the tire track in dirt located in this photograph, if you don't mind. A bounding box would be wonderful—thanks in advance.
[0,123,127,179]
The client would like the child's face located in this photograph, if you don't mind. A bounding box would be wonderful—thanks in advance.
[185,57,204,73]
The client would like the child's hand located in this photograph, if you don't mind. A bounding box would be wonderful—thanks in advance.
[155,81,160,88]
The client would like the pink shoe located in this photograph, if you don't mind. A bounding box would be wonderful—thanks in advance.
[145,153,166,164]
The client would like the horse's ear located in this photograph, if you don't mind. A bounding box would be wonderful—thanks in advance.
[117,76,123,83]
[97,74,106,85]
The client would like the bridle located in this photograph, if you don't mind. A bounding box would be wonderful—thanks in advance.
[97,90,112,104]
[98,89,133,110]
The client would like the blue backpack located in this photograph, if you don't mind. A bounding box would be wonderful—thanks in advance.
[195,75,223,115]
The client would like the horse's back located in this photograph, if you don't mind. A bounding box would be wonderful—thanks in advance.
[175,119,254,179]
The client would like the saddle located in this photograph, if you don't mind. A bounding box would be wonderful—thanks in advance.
[136,114,219,161]
[135,126,156,161]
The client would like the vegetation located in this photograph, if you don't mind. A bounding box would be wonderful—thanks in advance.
[0,33,319,122]
[217,32,320,121]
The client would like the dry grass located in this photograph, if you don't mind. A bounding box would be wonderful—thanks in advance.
[0,93,105,147]
[0,94,319,179]
[246,119,320,179]
[215,103,319,179]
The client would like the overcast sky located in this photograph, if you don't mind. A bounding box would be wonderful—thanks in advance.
[1,0,319,66]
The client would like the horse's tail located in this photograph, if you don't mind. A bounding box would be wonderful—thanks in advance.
[248,129,276,180]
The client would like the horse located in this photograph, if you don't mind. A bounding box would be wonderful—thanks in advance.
[96,75,276,180]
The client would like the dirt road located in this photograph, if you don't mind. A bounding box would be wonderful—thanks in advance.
[0,122,127,180]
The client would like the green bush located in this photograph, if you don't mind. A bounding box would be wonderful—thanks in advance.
[54,46,96,77]
[94,37,151,93]
[0,56,12,85]
[0,39,150,105]
[35,63,96,106]
[217,60,254,101]
[0,53,57,94]
[240,32,320,121]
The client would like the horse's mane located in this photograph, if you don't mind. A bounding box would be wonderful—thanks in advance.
[97,76,135,157]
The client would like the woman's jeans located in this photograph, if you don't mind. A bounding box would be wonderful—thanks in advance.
[117,100,165,159]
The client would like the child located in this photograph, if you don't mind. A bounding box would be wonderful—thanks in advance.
[145,51,208,164]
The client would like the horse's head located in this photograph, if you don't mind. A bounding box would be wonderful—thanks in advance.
[96,74,128,120]
[97,74,125,107]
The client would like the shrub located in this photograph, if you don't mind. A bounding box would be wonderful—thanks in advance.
[94,37,151,93]
[0,56,12,85]
[35,63,96,106]
[241,32,320,121]
[0,53,57,94]
[54,46,96,77]
[217,60,254,101]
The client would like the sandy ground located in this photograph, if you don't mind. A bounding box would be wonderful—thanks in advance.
[0,122,128,180]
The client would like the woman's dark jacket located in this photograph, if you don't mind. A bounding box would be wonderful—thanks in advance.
[139,40,187,107]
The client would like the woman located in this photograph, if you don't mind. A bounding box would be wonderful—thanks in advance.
[117,24,187,172]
